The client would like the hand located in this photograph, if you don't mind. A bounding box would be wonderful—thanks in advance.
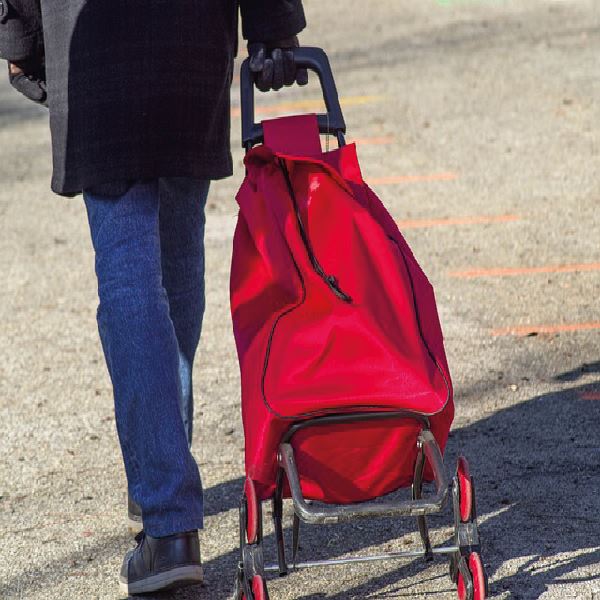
[8,58,48,106]
[248,36,308,92]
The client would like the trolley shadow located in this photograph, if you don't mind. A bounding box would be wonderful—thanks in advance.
[207,380,600,599]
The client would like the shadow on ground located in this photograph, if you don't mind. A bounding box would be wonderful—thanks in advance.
[554,361,600,383]
[328,10,600,74]
[4,378,599,599]
[167,378,600,599]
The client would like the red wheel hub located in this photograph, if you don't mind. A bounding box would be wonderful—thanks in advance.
[469,553,486,600]
[457,456,473,522]
[244,477,259,544]
[456,552,487,600]
[252,575,267,600]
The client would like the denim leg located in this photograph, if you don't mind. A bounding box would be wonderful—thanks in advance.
[83,181,204,537]
[158,178,209,447]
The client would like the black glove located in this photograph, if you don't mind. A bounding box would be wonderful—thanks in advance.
[8,57,47,106]
[248,36,308,92]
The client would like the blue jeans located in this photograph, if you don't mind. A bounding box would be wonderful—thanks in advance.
[83,178,208,537]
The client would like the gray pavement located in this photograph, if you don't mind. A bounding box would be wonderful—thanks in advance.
[1,1,599,598]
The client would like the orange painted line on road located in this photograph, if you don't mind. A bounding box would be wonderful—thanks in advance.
[231,95,383,118]
[492,322,600,337]
[397,214,519,229]
[348,135,395,146]
[450,262,600,279]
[370,172,458,186]
[580,392,600,400]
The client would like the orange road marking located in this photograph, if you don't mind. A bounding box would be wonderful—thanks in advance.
[397,214,519,229]
[580,392,600,400]
[450,262,600,279]
[491,322,600,337]
[370,172,458,185]
[231,95,383,118]
[348,135,395,146]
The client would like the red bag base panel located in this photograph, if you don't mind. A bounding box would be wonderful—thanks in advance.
[292,418,422,504]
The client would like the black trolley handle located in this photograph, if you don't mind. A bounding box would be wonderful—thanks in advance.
[240,46,346,150]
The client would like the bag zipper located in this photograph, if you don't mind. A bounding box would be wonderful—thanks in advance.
[279,158,352,303]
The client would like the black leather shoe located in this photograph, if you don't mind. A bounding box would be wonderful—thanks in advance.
[119,530,203,595]
[127,495,142,534]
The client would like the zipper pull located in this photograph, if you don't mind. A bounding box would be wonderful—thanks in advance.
[326,275,353,303]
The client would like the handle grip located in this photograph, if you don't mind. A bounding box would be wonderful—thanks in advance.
[241,46,346,149]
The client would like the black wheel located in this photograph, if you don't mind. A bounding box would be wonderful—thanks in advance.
[449,552,459,584]
[232,574,243,600]
[451,455,486,598]
[237,479,267,600]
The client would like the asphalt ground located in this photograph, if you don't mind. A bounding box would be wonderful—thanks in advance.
[1,1,599,598]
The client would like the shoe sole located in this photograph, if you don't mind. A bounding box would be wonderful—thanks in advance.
[119,565,204,595]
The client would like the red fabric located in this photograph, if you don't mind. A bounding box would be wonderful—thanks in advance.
[231,114,454,503]
[263,114,322,156]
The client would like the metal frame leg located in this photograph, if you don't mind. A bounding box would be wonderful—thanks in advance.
[412,440,433,561]
[272,469,288,576]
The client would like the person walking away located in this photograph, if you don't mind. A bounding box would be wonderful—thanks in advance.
[0,0,308,594]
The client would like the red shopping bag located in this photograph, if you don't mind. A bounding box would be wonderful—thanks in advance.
[230,113,453,502]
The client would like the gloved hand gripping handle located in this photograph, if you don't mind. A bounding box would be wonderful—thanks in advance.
[241,46,346,150]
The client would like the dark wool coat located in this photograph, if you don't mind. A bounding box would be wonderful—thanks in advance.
[0,0,305,195]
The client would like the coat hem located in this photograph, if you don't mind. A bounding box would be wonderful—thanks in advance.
[51,157,234,197]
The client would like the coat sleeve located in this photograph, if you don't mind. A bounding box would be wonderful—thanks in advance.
[240,0,306,42]
[0,0,43,62]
